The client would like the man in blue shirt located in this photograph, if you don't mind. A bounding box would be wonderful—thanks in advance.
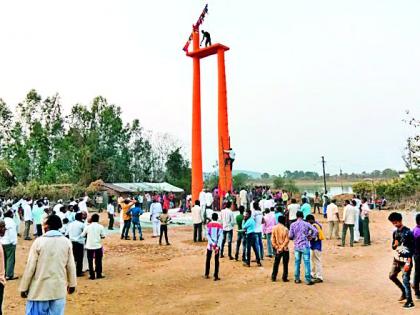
[243,210,262,267]
[301,198,311,219]
[128,202,144,240]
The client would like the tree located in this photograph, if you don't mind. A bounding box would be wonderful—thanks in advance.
[261,172,270,179]
[403,111,420,169]
[352,181,373,197]
[273,176,284,189]
[233,173,250,189]
[284,179,299,193]
[164,147,191,192]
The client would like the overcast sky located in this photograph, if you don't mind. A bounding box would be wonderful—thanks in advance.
[1,0,419,175]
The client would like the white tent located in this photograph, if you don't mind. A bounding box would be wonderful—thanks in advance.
[106,182,184,193]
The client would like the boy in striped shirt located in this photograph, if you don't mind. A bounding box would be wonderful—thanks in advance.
[205,213,223,281]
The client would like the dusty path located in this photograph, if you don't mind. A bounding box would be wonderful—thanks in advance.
[3,210,418,314]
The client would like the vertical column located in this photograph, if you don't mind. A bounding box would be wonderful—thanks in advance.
[191,30,203,202]
[217,48,232,204]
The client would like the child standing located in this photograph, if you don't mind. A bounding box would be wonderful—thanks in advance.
[306,214,324,283]
[158,209,171,245]
[388,212,415,309]
[81,213,105,280]
[129,202,144,240]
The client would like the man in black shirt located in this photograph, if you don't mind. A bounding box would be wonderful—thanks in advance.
[388,212,415,309]
[200,30,211,47]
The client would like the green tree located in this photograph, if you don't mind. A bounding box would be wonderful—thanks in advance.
[233,173,250,189]
[164,147,191,192]
[273,176,284,189]
[284,179,299,193]
[261,172,270,179]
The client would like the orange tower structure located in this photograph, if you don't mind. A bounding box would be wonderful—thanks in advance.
[184,5,232,203]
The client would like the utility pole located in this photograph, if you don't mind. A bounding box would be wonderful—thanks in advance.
[322,156,327,194]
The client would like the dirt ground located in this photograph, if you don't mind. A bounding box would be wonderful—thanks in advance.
[3,209,419,315]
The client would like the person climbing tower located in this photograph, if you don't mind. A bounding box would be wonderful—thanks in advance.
[224,147,235,170]
[200,30,212,47]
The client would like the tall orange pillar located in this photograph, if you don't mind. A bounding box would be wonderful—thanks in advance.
[217,49,232,199]
[187,31,231,204]
[191,30,203,202]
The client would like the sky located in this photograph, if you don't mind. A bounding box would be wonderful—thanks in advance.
[0,0,419,176]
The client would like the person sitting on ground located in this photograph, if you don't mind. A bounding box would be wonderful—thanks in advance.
[388,212,415,309]
[200,30,212,47]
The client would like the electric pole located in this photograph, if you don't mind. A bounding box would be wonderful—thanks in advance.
[322,156,327,194]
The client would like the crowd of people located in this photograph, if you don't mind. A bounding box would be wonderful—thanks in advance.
[193,187,419,309]
[0,186,418,313]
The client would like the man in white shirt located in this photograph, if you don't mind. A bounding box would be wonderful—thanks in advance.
[287,199,300,224]
[252,202,264,260]
[352,195,362,242]
[340,200,357,247]
[78,195,89,213]
[205,190,213,210]
[1,210,18,280]
[67,212,86,277]
[326,200,340,240]
[150,200,163,237]
[220,201,235,259]
[106,200,115,230]
[69,198,77,207]
[53,200,63,215]
[239,188,248,210]
[191,200,202,242]
[11,199,22,237]
[22,198,33,240]
[81,213,105,280]
[361,198,371,246]
[199,189,206,212]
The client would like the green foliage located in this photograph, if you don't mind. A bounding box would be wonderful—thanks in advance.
[164,147,191,192]
[233,173,250,189]
[284,179,299,193]
[352,181,373,197]
[0,90,190,192]
[261,172,270,179]
[273,176,285,189]
[353,170,420,201]
[205,174,219,190]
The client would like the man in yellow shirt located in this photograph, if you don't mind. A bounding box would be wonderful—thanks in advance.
[121,198,135,240]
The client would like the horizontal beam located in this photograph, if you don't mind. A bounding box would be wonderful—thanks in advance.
[187,43,230,59]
